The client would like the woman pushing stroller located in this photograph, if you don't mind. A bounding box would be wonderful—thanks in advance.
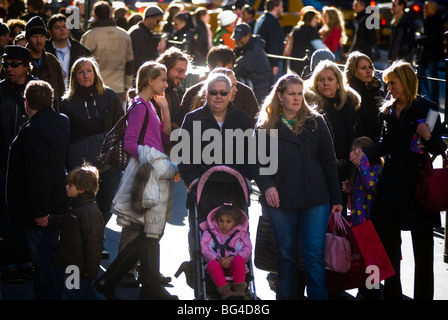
[200,203,252,299]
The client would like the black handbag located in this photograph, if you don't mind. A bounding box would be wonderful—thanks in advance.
[67,132,105,170]
[254,215,279,273]
[97,101,148,171]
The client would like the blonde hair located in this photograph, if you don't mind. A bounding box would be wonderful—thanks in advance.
[67,164,100,195]
[381,60,418,112]
[344,51,375,84]
[131,61,167,97]
[320,6,347,45]
[257,73,318,135]
[64,57,106,100]
[306,60,351,111]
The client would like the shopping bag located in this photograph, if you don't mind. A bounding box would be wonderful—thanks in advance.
[254,215,278,273]
[416,151,448,212]
[351,220,396,284]
[326,218,366,293]
[326,218,395,293]
[325,212,351,273]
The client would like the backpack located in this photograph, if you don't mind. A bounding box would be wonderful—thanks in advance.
[97,101,148,171]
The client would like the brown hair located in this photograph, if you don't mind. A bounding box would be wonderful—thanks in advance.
[67,164,100,195]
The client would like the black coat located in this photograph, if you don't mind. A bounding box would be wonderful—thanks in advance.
[255,116,342,209]
[60,87,124,144]
[7,106,70,225]
[349,10,378,58]
[349,76,384,142]
[364,97,444,230]
[128,22,161,75]
[254,12,285,68]
[388,12,415,63]
[49,193,104,279]
[0,75,36,172]
[177,102,255,186]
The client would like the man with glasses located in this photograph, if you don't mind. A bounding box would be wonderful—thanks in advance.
[156,46,191,132]
[128,5,164,76]
[0,45,36,284]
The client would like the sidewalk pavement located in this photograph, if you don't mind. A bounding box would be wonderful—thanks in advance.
[1,181,447,301]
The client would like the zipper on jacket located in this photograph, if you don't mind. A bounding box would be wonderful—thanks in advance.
[85,101,91,119]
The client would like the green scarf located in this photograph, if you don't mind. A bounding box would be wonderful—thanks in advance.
[279,108,297,132]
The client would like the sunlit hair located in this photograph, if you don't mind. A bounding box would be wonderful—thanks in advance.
[381,60,417,112]
[321,6,347,45]
[134,60,167,94]
[193,67,235,110]
[344,51,375,84]
[257,73,318,135]
[67,163,100,195]
[305,60,350,111]
[297,7,320,27]
[205,73,231,93]
[64,57,106,100]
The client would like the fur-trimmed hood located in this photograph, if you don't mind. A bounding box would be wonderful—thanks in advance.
[112,146,178,238]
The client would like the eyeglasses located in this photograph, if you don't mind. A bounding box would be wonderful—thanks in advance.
[209,90,229,96]
[2,61,24,69]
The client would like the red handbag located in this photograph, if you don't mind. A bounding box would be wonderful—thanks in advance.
[416,150,448,212]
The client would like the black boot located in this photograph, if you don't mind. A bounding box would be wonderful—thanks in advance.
[94,233,146,300]
[139,238,178,300]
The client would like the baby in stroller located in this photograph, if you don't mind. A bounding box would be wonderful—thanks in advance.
[200,202,252,300]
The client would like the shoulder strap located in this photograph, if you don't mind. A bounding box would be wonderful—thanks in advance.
[207,229,237,258]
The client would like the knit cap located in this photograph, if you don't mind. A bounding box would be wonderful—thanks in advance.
[25,16,47,39]
[310,49,335,72]
[144,5,163,18]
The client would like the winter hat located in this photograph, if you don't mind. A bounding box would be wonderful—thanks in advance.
[25,16,47,39]
[0,22,10,36]
[2,45,31,62]
[310,49,335,72]
[218,10,237,27]
[144,5,164,19]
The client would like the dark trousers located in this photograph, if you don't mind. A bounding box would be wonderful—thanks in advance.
[376,227,434,300]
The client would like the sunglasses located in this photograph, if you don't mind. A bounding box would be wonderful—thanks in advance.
[2,61,24,69]
[209,90,229,96]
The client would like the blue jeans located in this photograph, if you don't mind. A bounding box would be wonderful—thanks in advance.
[418,60,440,107]
[24,226,63,299]
[265,203,330,300]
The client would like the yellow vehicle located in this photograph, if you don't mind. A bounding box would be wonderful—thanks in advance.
[250,0,356,46]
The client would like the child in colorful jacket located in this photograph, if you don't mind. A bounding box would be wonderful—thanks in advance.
[342,136,383,226]
[200,203,252,299]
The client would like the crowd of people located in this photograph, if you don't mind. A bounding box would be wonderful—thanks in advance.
[0,0,446,301]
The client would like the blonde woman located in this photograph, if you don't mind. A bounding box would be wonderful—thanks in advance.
[320,6,347,62]
[94,61,178,300]
[304,60,360,216]
[255,73,342,300]
[350,60,444,300]
[344,51,385,142]
[61,57,124,253]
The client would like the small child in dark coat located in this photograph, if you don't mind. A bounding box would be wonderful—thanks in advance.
[49,164,104,300]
